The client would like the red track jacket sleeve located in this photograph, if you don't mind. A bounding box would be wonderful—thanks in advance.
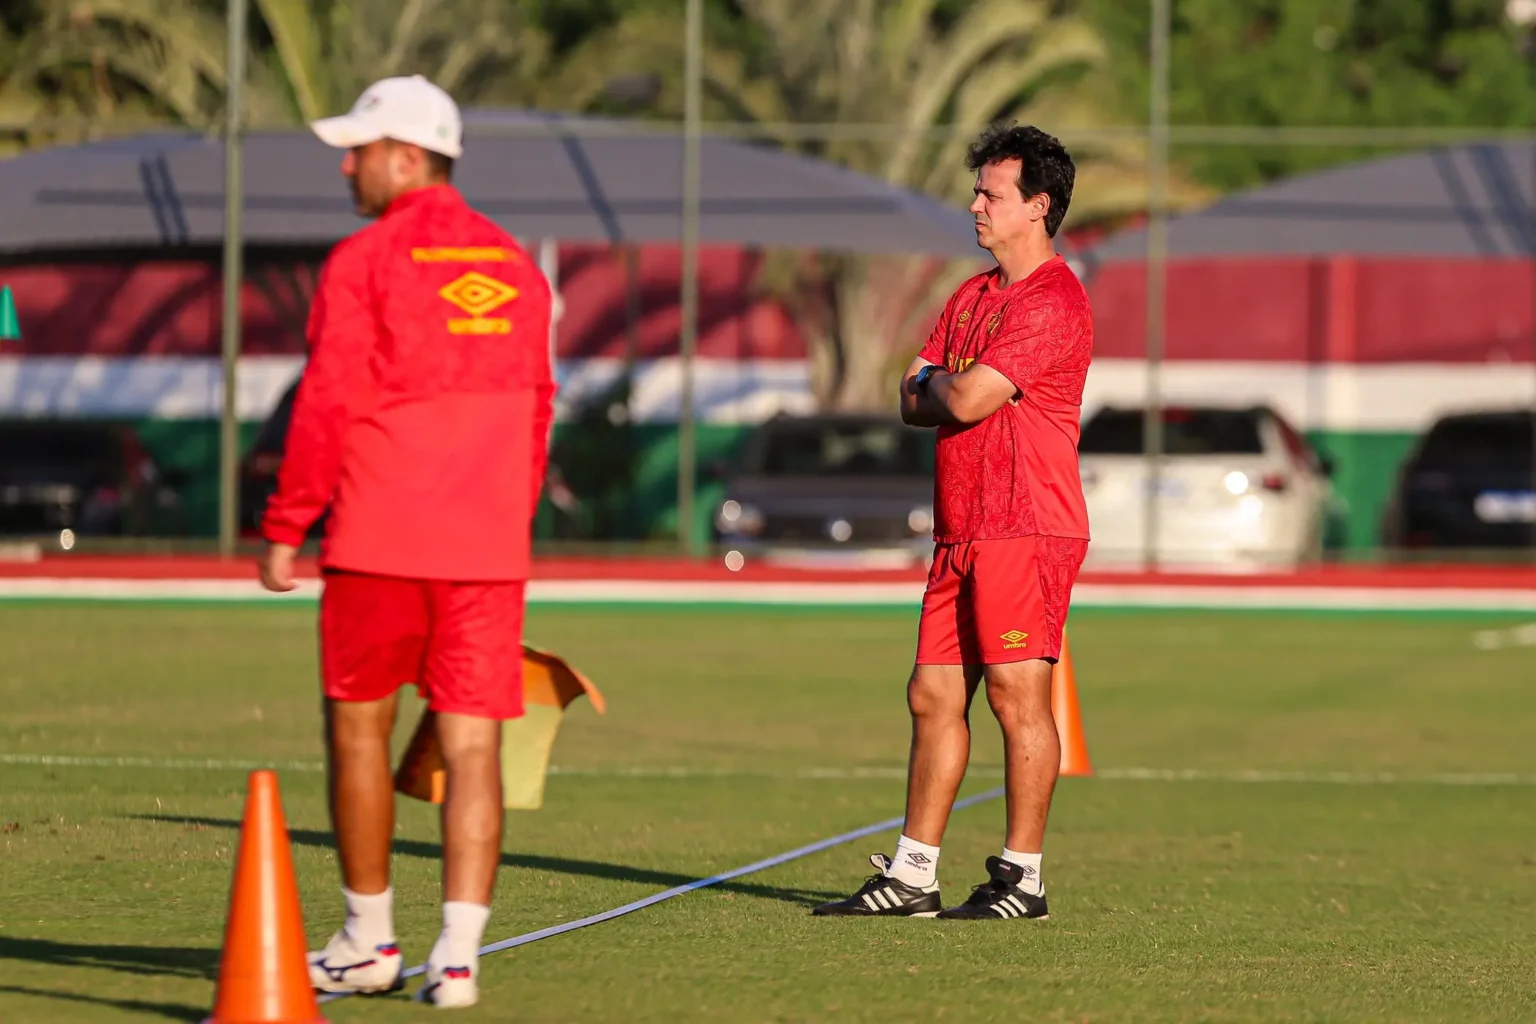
[261,237,376,547]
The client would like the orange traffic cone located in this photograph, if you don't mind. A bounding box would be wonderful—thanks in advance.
[204,770,327,1024]
[1052,632,1093,777]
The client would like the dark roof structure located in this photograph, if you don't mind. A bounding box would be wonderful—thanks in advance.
[0,110,984,259]
[1090,140,1536,263]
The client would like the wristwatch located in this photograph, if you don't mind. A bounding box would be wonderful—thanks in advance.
[914,364,940,391]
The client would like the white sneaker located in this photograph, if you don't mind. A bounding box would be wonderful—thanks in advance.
[417,963,478,1008]
[308,930,404,994]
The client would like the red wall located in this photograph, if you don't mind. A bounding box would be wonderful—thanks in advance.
[4,249,1532,365]
[0,244,807,361]
[1088,256,1536,363]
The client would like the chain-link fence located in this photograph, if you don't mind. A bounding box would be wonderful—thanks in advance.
[2,105,1533,566]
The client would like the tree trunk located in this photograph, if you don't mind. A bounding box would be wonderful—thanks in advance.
[801,254,982,412]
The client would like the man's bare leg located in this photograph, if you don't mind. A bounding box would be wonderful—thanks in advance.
[812,664,982,914]
[311,694,404,993]
[929,658,1057,919]
[435,710,504,904]
[324,694,399,894]
[901,663,985,845]
[424,709,503,1001]
[987,657,1058,872]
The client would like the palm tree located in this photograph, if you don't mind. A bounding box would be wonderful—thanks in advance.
[563,0,1203,410]
[0,0,553,143]
[252,0,552,121]
[0,0,291,148]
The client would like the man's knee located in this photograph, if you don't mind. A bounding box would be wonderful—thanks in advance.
[984,661,1054,730]
[907,665,972,721]
[435,711,502,766]
[326,696,397,754]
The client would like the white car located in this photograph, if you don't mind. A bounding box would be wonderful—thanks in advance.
[1077,404,1336,571]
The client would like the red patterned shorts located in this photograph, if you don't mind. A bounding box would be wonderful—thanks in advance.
[915,536,1088,665]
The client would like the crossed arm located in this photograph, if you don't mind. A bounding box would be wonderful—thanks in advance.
[899,355,1020,428]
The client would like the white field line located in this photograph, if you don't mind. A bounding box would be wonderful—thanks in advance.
[1472,621,1536,650]
[4,576,1536,612]
[0,753,327,772]
[3,753,1533,787]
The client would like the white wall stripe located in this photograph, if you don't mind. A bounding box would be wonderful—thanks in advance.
[0,356,814,425]
[2,355,1533,431]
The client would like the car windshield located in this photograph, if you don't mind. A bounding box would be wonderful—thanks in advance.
[0,423,122,483]
[0,423,119,463]
[748,422,934,476]
[1079,409,1264,456]
[1415,417,1535,473]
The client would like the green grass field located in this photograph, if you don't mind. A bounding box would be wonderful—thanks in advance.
[2,602,1534,1022]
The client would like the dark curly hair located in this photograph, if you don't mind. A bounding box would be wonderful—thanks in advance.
[966,123,1075,237]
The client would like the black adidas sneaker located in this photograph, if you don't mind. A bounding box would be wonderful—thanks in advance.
[812,854,941,917]
[937,856,1049,920]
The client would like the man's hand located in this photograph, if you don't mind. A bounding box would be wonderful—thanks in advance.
[900,357,946,427]
[258,542,300,593]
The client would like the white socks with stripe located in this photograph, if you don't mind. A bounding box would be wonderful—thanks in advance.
[342,886,395,948]
[888,834,941,889]
[1001,848,1044,895]
[430,901,491,972]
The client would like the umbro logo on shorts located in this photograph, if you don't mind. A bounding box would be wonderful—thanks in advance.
[1000,630,1029,649]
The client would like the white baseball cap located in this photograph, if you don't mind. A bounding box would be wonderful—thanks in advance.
[310,75,464,159]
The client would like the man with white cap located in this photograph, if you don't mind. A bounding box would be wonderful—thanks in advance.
[258,75,556,1008]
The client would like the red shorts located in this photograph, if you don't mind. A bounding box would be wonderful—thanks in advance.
[916,536,1088,666]
[319,571,527,720]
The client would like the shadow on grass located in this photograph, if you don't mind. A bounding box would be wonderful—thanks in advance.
[0,936,217,980]
[134,814,844,908]
[1,979,205,1022]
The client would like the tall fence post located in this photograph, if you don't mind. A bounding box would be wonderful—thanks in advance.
[678,0,704,555]
[218,0,248,557]
[1143,0,1171,572]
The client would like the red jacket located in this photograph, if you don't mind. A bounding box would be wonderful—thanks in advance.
[262,184,555,581]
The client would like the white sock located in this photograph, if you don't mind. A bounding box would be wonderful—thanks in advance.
[430,901,491,972]
[888,834,940,889]
[342,887,395,948]
[1001,848,1044,895]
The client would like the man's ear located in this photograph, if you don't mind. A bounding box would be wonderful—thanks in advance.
[1030,192,1051,225]
[390,142,427,182]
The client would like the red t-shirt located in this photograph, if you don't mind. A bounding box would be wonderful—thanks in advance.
[918,255,1093,544]
[262,184,555,580]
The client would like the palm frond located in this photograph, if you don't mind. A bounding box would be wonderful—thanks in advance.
[254,0,331,118]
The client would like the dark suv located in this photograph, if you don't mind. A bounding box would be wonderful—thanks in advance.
[1382,410,1536,551]
[0,419,186,540]
[710,414,936,562]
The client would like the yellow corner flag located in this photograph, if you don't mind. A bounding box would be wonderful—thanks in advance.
[394,644,605,810]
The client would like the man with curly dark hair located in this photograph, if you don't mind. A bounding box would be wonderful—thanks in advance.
[815,123,1093,922]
